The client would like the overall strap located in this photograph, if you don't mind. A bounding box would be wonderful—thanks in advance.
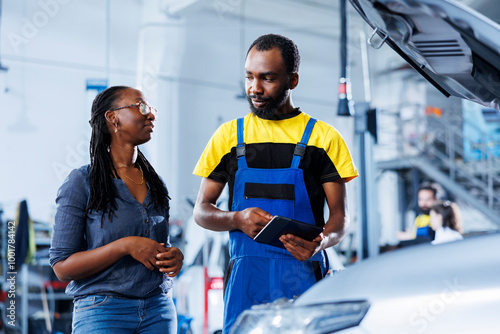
[291,118,317,168]
[236,118,248,169]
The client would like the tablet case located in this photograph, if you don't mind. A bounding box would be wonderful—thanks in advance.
[253,215,323,249]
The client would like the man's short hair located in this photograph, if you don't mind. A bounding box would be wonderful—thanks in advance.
[247,34,300,75]
[418,182,438,199]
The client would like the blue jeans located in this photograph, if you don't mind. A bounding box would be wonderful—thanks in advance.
[72,293,177,333]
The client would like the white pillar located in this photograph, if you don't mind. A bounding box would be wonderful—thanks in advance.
[136,0,188,218]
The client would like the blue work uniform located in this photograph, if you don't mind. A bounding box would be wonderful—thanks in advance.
[223,117,327,333]
[412,214,435,240]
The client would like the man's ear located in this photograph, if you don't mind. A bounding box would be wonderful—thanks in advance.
[289,72,299,90]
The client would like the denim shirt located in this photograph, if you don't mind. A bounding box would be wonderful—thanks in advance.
[49,165,172,298]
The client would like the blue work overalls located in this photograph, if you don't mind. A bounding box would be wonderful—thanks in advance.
[223,117,327,333]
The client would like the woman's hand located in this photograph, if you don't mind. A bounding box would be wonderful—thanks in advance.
[124,236,167,270]
[53,236,168,281]
[156,247,184,277]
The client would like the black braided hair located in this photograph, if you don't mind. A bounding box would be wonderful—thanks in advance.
[86,86,169,225]
[246,34,300,75]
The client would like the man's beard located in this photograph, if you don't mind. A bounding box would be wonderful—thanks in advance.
[420,207,430,215]
[247,84,289,119]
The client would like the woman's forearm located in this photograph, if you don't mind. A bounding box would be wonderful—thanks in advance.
[52,237,132,281]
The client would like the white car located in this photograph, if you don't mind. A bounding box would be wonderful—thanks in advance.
[231,232,500,333]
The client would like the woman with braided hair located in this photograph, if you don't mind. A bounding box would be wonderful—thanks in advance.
[49,86,183,333]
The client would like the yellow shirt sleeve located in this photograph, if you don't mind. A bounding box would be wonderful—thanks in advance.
[193,120,236,178]
[317,121,358,182]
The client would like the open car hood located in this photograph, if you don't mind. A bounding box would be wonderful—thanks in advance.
[349,0,500,110]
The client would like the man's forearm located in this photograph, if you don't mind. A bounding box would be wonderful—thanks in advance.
[320,214,349,251]
[193,202,239,231]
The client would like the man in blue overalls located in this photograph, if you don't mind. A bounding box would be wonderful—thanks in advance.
[193,34,358,333]
[412,183,439,240]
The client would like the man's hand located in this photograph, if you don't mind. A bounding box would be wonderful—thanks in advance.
[279,232,324,261]
[156,247,184,277]
[234,207,273,238]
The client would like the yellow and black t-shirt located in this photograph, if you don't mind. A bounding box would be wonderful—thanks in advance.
[412,214,434,239]
[193,110,358,226]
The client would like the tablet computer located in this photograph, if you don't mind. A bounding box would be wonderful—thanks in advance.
[253,215,323,249]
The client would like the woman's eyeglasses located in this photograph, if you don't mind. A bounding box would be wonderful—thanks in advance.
[110,102,157,117]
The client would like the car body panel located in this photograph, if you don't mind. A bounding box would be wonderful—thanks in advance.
[294,233,500,333]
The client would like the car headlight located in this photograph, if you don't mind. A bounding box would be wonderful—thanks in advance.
[230,299,370,334]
